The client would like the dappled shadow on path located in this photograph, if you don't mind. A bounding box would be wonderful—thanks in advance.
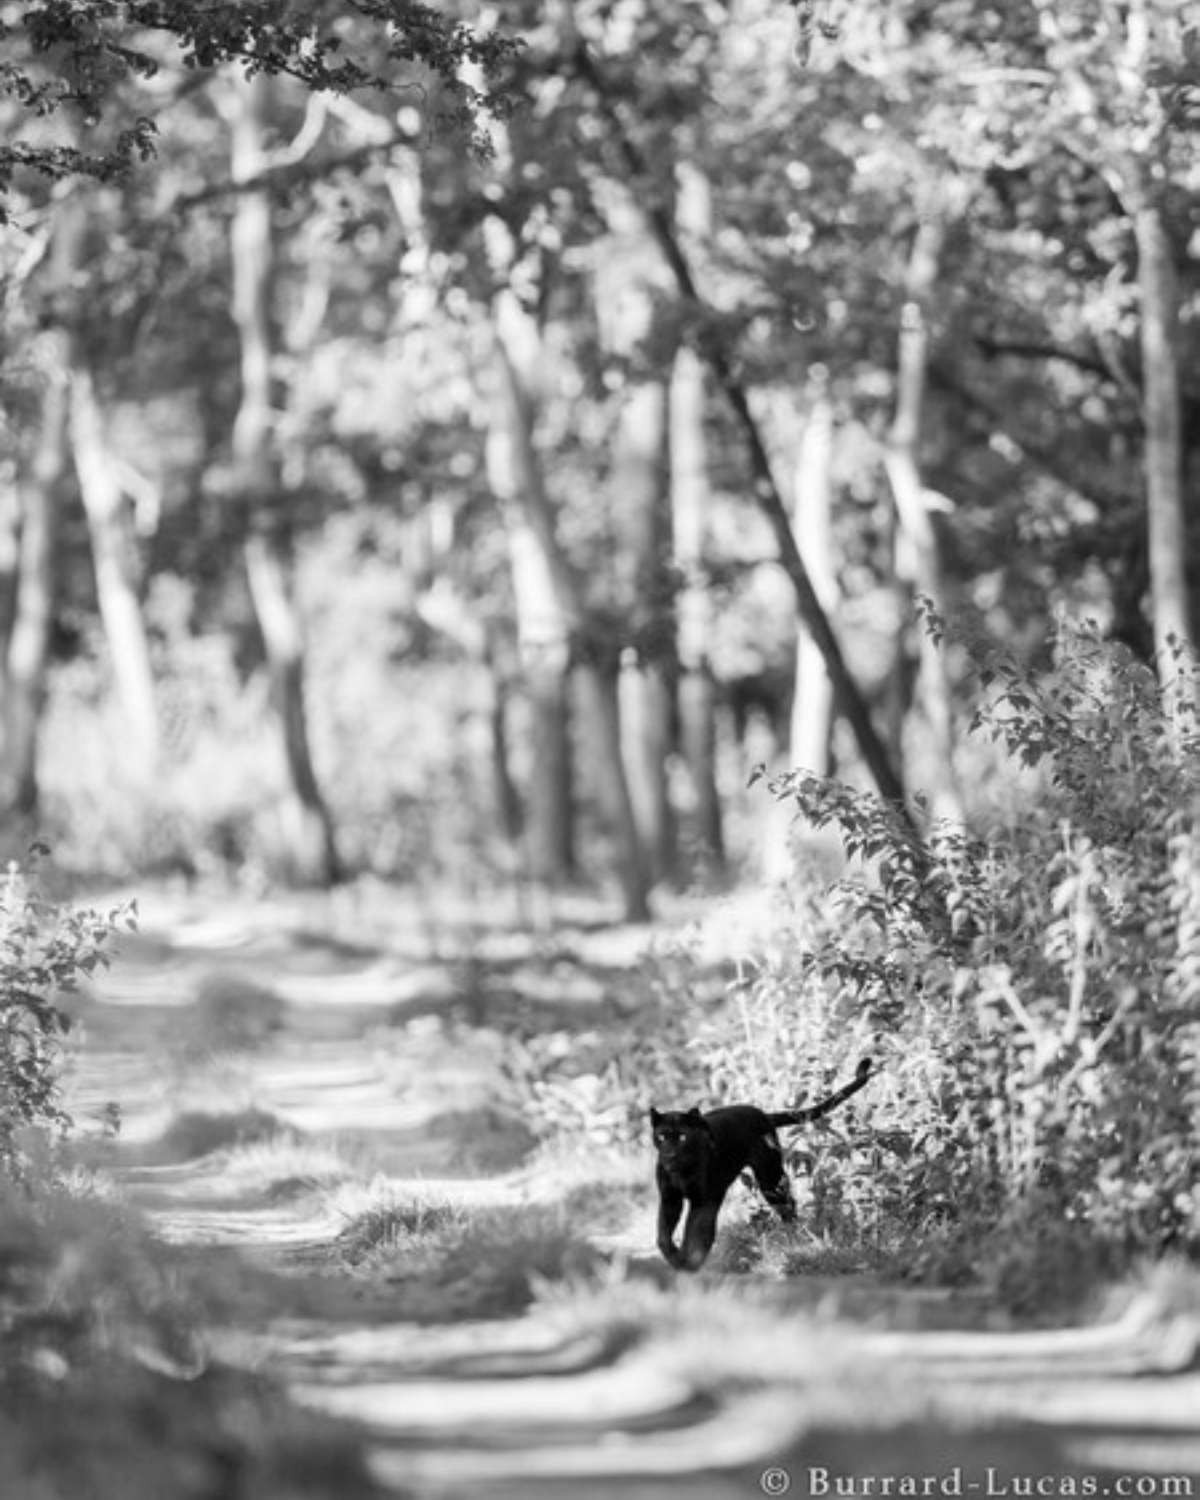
[66,891,1200,1497]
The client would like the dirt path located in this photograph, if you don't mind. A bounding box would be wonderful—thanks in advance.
[69,894,1200,1498]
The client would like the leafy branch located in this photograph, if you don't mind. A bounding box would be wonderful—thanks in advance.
[0,856,134,1177]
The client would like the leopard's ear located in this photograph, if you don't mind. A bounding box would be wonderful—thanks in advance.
[649,1107,663,1126]
[687,1106,705,1121]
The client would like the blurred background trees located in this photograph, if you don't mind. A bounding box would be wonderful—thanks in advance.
[0,0,1195,911]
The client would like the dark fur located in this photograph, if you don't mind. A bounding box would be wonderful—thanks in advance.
[650,1057,874,1271]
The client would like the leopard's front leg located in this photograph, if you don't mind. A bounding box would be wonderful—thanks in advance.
[656,1173,686,1268]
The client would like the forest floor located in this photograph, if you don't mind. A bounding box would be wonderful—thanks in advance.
[63,887,1200,1500]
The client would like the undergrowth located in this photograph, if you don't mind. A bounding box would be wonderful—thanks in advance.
[775,618,1199,1265]
[0,857,131,1178]
[508,618,1200,1306]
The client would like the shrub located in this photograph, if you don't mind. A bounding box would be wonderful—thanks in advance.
[0,857,132,1178]
[765,615,1200,1260]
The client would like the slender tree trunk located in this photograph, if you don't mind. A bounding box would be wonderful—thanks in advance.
[0,195,83,816]
[671,347,724,872]
[504,510,575,885]
[485,285,575,885]
[243,531,339,883]
[670,183,724,873]
[761,385,839,882]
[576,647,651,921]
[485,640,524,852]
[2,374,66,817]
[884,216,964,820]
[789,385,837,779]
[620,643,675,884]
[490,285,651,920]
[615,379,676,884]
[0,486,20,698]
[592,188,676,887]
[68,361,160,779]
[229,74,339,885]
[1133,200,1194,722]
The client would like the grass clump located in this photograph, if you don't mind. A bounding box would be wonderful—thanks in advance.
[334,1186,471,1268]
[424,1205,604,1319]
[333,1185,605,1319]
[218,1135,363,1202]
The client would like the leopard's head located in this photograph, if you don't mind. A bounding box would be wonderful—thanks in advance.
[649,1107,712,1171]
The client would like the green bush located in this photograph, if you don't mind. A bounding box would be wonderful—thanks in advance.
[0,857,132,1178]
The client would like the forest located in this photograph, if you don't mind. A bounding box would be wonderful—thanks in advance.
[1,2,1199,1497]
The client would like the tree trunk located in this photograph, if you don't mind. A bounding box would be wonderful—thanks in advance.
[229,73,339,885]
[576,653,651,920]
[485,287,575,886]
[615,379,676,884]
[789,385,837,779]
[620,649,675,884]
[0,195,83,817]
[883,216,964,821]
[490,284,650,920]
[485,642,525,853]
[671,346,724,872]
[669,197,724,873]
[504,509,575,885]
[592,185,676,888]
[758,385,841,880]
[68,361,160,780]
[244,531,340,884]
[1133,200,1194,722]
[2,373,66,817]
[0,488,19,676]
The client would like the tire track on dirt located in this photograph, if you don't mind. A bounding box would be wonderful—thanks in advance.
[73,897,1200,1498]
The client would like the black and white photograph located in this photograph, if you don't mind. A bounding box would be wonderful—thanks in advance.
[1,2,1197,1495]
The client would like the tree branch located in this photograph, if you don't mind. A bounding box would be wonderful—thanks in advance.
[571,40,914,824]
